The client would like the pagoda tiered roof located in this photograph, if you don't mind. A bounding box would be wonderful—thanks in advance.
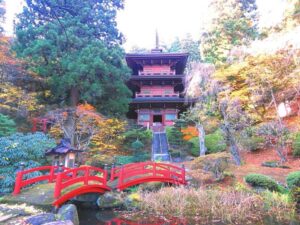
[126,52,189,75]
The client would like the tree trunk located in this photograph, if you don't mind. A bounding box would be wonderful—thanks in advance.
[228,133,241,165]
[197,123,207,156]
[63,108,76,147]
[224,125,241,165]
[70,86,79,107]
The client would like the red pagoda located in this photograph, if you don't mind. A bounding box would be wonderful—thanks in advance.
[126,38,192,131]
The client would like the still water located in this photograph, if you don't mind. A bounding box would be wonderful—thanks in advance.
[78,208,300,225]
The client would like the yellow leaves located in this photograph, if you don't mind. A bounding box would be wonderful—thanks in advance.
[49,103,127,161]
[0,82,42,114]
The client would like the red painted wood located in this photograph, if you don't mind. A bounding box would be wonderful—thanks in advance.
[53,185,110,207]
[110,162,186,191]
[13,165,68,196]
[53,166,110,207]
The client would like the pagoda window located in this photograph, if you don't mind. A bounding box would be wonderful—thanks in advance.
[165,114,176,121]
[139,114,150,121]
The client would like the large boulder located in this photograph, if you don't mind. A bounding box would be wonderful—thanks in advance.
[25,213,56,225]
[96,192,123,209]
[57,204,79,225]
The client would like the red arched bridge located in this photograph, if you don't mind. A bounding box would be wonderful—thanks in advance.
[12,162,186,207]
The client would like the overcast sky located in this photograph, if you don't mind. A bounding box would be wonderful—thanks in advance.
[4,0,288,50]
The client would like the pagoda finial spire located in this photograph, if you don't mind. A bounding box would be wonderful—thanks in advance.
[155,29,159,49]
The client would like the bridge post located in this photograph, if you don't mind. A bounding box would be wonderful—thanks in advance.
[13,162,25,195]
[54,172,62,199]
[49,166,55,183]
[117,165,124,191]
[110,164,115,181]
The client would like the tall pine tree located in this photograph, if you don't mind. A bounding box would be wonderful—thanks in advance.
[14,0,131,116]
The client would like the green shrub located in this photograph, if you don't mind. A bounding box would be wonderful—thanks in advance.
[0,113,17,137]
[0,132,55,193]
[245,174,280,192]
[188,137,199,156]
[131,139,144,152]
[205,129,227,153]
[240,136,264,151]
[292,133,300,157]
[192,152,231,179]
[166,126,185,148]
[115,152,150,165]
[286,171,300,189]
[261,161,290,169]
[123,128,152,150]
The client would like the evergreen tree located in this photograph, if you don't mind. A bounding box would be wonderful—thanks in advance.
[0,113,17,137]
[168,34,201,71]
[14,0,131,116]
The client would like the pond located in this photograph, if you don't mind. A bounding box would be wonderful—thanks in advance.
[77,207,300,225]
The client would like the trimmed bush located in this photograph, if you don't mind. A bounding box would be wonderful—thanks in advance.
[292,133,300,157]
[245,173,280,192]
[188,137,200,156]
[286,171,300,189]
[205,129,227,153]
[131,139,144,152]
[123,128,152,150]
[192,152,231,179]
[115,152,150,165]
[0,113,17,137]
[166,126,185,148]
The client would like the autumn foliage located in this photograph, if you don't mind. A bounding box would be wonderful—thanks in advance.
[181,126,198,141]
[49,103,126,163]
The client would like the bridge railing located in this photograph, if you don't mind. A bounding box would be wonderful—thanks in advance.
[13,165,70,195]
[110,162,186,190]
[54,166,108,199]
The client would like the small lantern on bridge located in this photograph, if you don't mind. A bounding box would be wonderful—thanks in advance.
[45,138,82,168]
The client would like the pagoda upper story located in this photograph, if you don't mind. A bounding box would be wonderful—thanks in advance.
[126,49,188,77]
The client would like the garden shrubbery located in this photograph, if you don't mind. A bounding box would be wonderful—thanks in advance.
[0,132,55,193]
[188,129,226,156]
[0,113,17,137]
[205,129,227,153]
[166,126,185,149]
[245,173,281,192]
[240,135,264,151]
[192,152,231,179]
[292,132,300,157]
[286,171,300,189]
[114,152,150,165]
[123,128,152,150]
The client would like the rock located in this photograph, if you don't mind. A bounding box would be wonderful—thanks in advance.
[25,213,56,225]
[57,204,79,225]
[43,220,74,225]
[96,192,123,209]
